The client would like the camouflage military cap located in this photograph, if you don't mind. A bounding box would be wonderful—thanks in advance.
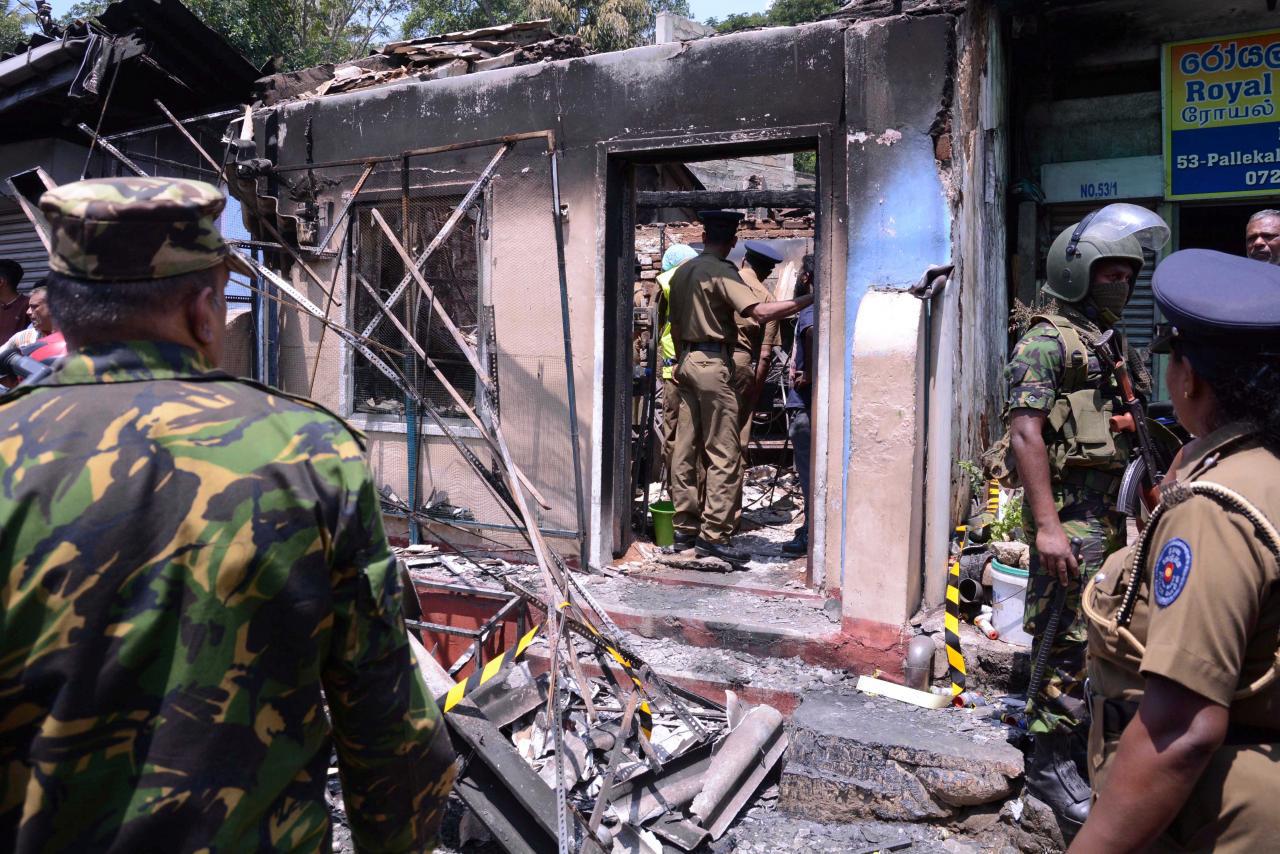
[39,177,254,281]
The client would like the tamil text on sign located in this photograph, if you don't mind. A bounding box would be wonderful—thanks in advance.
[1164,30,1280,200]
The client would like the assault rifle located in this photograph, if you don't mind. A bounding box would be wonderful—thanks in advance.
[0,345,53,387]
[1096,329,1172,515]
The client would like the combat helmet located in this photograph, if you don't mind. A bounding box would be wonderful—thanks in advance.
[1043,203,1170,304]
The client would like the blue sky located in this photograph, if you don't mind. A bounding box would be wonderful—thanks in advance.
[688,0,771,21]
[45,0,772,27]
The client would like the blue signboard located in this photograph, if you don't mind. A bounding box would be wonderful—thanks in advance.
[1164,30,1280,200]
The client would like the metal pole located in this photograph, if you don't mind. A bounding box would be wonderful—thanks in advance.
[77,123,147,178]
[548,146,589,570]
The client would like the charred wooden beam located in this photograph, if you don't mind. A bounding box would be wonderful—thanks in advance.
[635,189,815,210]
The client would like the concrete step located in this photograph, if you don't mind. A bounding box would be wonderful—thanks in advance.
[599,632,854,717]
[780,691,1064,851]
[577,570,866,667]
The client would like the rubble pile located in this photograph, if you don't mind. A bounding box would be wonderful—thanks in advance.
[458,658,788,851]
[254,20,589,105]
[394,549,790,851]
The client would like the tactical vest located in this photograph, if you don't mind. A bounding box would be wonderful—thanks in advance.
[983,313,1131,489]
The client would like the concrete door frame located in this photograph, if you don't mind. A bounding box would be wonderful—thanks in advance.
[589,123,840,587]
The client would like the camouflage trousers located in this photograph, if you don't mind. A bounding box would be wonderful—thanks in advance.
[1023,482,1126,735]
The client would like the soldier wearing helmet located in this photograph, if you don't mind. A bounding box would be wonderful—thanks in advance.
[994,204,1169,834]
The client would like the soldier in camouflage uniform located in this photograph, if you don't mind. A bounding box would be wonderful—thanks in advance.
[1001,206,1168,833]
[0,177,455,852]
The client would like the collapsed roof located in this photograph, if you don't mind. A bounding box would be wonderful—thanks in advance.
[0,0,260,143]
[253,20,589,106]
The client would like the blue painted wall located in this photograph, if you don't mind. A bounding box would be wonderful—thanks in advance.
[841,17,955,594]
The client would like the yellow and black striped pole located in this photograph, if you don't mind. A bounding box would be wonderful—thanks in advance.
[944,525,967,697]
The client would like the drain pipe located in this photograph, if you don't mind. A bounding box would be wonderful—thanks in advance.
[903,633,936,692]
[909,264,955,607]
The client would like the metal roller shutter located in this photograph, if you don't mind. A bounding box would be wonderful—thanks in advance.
[0,203,49,290]
[1047,201,1158,356]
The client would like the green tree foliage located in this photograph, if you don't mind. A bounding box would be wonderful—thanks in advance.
[1,0,34,54]
[402,0,689,51]
[56,0,406,70]
[186,0,410,69]
[402,0,527,41]
[706,0,839,33]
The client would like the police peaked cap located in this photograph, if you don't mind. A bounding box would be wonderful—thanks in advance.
[1151,249,1280,353]
[697,209,745,240]
[743,240,784,267]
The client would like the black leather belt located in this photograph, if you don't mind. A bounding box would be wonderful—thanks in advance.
[686,342,727,354]
[1059,467,1123,498]
[1101,695,1278,745]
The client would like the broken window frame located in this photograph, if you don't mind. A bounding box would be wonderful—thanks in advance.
[344,183,493,432]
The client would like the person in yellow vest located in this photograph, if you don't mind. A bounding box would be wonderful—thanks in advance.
[656,243,699,476]
[668,210,812,564]
[1076,249,1280,852]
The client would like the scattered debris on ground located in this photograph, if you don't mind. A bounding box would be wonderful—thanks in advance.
[392,546,797,851]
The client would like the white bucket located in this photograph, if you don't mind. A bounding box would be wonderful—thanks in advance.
[990,559,1033,647]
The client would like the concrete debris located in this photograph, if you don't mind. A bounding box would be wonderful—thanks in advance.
[649,813,710,850]
[470,668,785,847]
[254,19,589,105]
[691,705,788,839]
[990,540,1031,569]
[782,692,1025,825]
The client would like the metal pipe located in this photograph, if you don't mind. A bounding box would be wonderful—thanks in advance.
[269,130,553,174]
[903,634,935,692]
[152,99,344,309]
[548,146,589,566]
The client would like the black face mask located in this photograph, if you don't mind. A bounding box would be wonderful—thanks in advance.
[1089,279,1130,326]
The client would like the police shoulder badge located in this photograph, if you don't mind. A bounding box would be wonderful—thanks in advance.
[1153,538,1192,607]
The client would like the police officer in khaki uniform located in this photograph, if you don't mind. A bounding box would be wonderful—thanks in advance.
[724,240,782,530]
[669,211,812,564]
[1076,249,1280,852]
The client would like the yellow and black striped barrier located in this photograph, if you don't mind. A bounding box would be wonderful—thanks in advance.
[944,525,967,697]
[439,609,654,739]
[442,621,543,713]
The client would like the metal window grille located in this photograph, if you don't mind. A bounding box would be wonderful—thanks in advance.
[349,194,482,417]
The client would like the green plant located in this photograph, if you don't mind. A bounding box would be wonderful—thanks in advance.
[990,490,1024,542]
[956,459,984,503]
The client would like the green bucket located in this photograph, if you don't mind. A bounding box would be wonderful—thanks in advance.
[649,500,675,546]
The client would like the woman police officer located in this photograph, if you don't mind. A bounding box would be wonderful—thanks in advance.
[1074,249,1280,852]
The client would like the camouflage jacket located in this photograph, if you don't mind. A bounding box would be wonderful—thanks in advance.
[1004,306,1148,479]
[0,342,453,853]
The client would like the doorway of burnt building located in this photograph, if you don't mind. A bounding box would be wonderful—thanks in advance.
[597,129,837,590]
